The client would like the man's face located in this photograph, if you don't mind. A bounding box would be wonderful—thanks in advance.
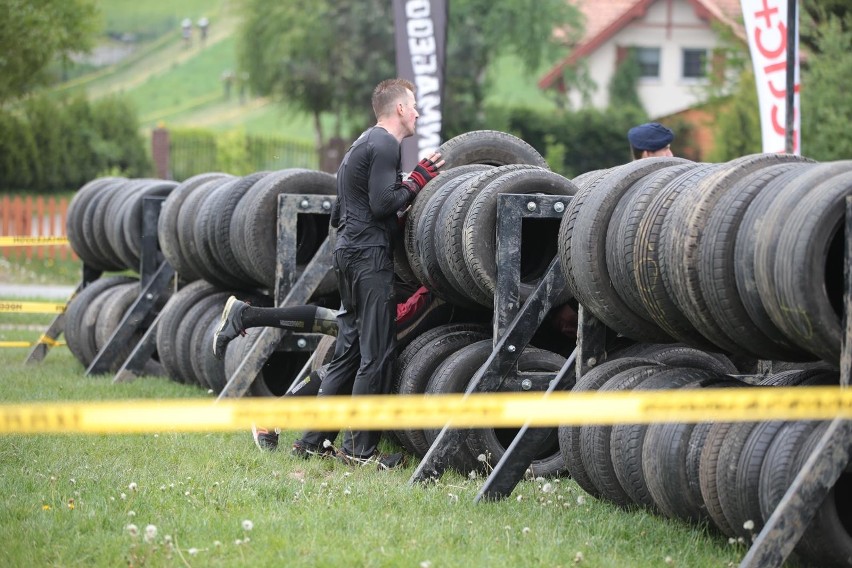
[400,89,419,138]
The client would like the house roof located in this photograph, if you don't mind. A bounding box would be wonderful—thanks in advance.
[539,0,744,90]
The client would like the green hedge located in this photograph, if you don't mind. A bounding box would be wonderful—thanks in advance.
[0,94,151,193]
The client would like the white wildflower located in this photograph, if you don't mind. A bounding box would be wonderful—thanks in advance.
[242,519,253,531]
[145,524,157,542]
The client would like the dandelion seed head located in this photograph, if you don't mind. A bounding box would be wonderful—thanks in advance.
[145,525,157,541]
[235,539,243,546]
[120,493,127,500]
[127,510,136,517]
[522,527,531,535]
[242,519,253,531]
[50,475,56,482]
[207,389,214,394]
[184,491,190,496]
[126,524,139,537]
[542,482,553,493]
[574,551,584,563]
[110,496,115,501]
[576,495,586,505]
[243,536,250,543]
[516,495,524,502]
[468,471,477,479]
[343,488,351,495]
[164,535,172,544]
[213,540,222,547]
[504,525,511,531]
[160,485,166,491]
[322,439,332,448]
[343,472,352,477]
[69,479,76,485]
[743,519,755,531]
[535,477,545,483]
[188,548,199,556]
[420,562,432,568]
[154,434,159,438]
[728,537,737,544]
[664,556,674,565]
[128,482,137,491]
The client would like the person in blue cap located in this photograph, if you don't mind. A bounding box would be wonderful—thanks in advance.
[627,122,675,160]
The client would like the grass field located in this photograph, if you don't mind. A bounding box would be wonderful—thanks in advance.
[0,319,751,567]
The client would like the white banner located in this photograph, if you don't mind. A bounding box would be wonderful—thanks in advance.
[740,0,800,154]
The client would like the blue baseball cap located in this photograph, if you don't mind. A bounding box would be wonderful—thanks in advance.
[627,122,674,151]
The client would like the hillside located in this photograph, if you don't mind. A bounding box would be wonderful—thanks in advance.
[54,1,556,143]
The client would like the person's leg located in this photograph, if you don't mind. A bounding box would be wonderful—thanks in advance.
[294,249,361,453]
[340,248,397,459]
[213,299,337,358]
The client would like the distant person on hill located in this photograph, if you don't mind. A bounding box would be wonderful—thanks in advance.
[198,16,209,44]
[627,122,675,160]
[181,18,192,47]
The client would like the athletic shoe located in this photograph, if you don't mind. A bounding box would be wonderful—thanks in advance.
[290,440,335,460]
[251,424,279,451]
[213,296,248,359]
[335,449,406,470]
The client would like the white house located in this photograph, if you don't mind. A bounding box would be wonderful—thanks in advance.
[539,0,744,119]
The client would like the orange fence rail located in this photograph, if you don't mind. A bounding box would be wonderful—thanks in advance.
[0,196,76,261]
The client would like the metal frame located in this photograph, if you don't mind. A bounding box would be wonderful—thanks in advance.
[217,193,335,399]
[410,192,575,489]
[87,197,174,375]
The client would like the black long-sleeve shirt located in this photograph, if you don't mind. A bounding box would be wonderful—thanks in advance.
[331,127,413,254]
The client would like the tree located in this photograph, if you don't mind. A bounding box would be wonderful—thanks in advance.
[0,0,100,103]
[237,0,395,150]
[800,11,852,160]
[236,0,581,145]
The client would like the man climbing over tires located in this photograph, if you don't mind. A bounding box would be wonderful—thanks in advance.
[215,78,444,469]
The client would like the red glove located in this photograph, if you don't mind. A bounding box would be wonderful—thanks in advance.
[404,157,440,195]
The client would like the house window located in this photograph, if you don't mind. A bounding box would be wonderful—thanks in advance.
[635,47,660,79]
[683,48,708,79]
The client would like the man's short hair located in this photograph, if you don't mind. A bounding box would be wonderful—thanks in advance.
[372,79,416,120]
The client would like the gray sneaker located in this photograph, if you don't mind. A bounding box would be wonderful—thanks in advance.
[213,296,248,359]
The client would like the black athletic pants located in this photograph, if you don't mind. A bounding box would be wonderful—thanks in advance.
[297,247,396,457]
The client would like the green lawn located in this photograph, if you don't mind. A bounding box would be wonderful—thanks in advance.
[0,340,749,567]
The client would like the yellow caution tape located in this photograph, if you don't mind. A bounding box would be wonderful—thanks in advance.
[0,339,65,348]
[0,236,69,247]
[0,301,66,314]
[0,387,850,435]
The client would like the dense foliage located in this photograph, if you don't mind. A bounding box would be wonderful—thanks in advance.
[0,0,100,103]
[0,95,150,192]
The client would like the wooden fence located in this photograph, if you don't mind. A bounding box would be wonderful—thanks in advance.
[0,195,75,261]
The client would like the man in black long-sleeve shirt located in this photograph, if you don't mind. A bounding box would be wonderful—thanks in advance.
[291,78,444,467]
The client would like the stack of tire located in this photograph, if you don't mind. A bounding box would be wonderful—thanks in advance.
[64,177,178,373]
[558,154,852,365]
[399,130,578,309]
[557,354,850,567]
[391,323,570,477]
[154,169,338,393]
